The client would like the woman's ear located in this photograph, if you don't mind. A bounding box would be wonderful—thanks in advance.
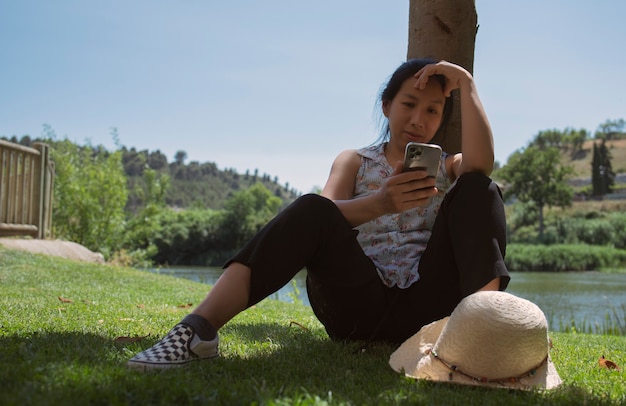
[382,100,390,118]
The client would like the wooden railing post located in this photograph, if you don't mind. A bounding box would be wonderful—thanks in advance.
[37,143,54,239]
[32,143,46,239]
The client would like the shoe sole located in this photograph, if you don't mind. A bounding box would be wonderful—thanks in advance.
[127,352,219,372]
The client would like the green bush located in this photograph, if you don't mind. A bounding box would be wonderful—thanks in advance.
[123,183,282,266]
[613,215,626,249]
[565,217,613,245]
[508,210,626,248]
[50,139,128,257]
[149,208,224,265]
[508,224,538,244]
[505,243,626,272]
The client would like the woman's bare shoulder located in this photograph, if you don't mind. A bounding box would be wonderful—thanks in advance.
[322,149,361,199]
[332,149,361,167]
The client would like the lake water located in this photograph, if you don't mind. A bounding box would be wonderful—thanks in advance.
[147,267,626,333]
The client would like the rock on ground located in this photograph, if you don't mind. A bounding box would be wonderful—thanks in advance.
[0,238,105,264]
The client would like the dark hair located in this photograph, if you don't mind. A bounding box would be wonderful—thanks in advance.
[374,58,454,144]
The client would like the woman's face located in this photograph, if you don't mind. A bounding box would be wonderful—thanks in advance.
[383,77,446,148]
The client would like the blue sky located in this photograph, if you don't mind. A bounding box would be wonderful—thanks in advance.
[1,1,625,193]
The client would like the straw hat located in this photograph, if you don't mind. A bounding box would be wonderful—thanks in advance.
[389,291,562,390]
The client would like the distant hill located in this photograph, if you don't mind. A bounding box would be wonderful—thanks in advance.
[560,138,626,194]
[120,147,300,212]
[564,138,626,179]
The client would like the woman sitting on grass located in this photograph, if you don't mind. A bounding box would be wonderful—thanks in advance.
[128,58,510,371]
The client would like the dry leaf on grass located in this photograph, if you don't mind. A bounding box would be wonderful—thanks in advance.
[177,303,193,309]
[599,355,621,371]
[58,296,73,303]
[289,320,310,331]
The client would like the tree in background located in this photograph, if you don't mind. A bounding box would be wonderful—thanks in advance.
[217,183,282,249]
[532,129,564,149]
[562,128,589,157]
[595,118,626,140]
[174,150,188,165]
[530,128,589,158]
[591,139,615,196]
[114,166,171,265]
[498,145,573,241]
[47,129,128,256]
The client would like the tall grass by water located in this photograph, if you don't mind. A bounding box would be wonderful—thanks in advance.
[559,304,626,336]
[1,246,625,405]
[506,243,626,272]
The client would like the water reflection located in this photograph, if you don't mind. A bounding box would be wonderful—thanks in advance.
[147,267,626,332]
[507,271,626,332]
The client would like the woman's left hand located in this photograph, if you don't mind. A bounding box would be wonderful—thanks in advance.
[413,60,473,97]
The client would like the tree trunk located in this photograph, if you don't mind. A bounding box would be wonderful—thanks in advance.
[407,0,478,154]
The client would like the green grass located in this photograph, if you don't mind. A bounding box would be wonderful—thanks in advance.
[1,247,625,405]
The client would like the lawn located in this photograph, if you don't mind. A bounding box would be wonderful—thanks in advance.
[1,246,624,405]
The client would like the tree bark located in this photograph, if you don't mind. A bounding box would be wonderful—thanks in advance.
[407,0,478,154]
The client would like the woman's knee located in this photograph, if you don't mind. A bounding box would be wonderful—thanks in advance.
[458,172,498,191]
[449,172,503,205]
[289,193,333,213]
[288,193,346,223]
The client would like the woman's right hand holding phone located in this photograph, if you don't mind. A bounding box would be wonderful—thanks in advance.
[377,162,438,213]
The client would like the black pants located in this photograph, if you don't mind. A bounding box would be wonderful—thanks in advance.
[225,172,510,344]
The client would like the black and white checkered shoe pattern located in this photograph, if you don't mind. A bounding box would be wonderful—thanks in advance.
[127,323,218,371]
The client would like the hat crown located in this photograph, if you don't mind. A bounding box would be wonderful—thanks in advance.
[432,291,549,379]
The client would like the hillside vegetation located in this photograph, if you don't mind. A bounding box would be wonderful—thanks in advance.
[120,146,301,212]
[565,138,626,182]
[563,139,626,178]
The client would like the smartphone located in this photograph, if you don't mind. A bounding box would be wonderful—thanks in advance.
[402,142,442,177]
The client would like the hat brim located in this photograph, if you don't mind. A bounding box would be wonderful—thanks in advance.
[389,317,562,390]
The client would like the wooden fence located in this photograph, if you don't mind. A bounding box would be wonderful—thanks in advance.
[0,140,54,239]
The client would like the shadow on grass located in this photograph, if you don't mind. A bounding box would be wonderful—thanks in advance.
[0,324,615,405]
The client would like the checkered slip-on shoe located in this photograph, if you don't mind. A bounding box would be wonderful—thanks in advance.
[127,323,219,371]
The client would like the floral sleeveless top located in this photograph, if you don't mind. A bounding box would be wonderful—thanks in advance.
[354,143,451,288]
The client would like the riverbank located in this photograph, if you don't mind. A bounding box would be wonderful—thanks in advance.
[1,247,625,404]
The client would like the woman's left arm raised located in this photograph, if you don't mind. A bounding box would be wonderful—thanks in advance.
[415,61,494,180]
